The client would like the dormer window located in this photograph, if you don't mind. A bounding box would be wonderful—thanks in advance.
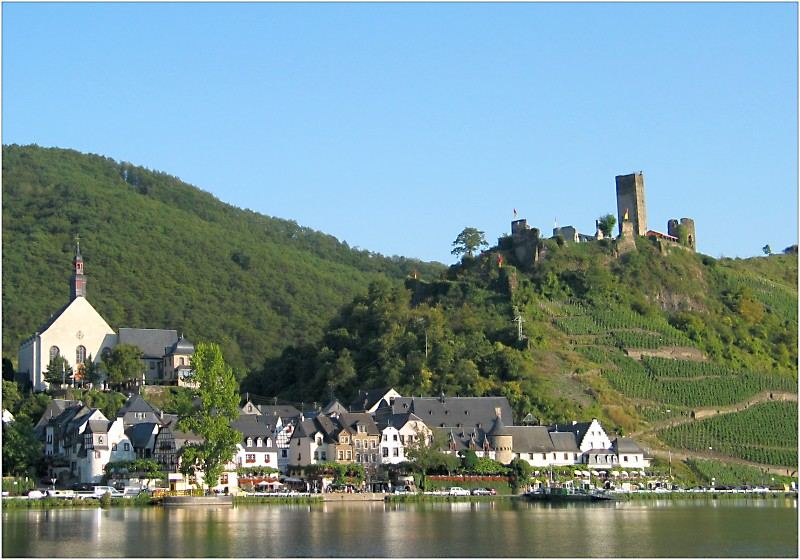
[247,437,253,447]
[256,438,263,447]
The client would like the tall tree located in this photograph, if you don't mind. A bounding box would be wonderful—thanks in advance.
[82,354,102,388]
[597,214,616,238]
[102,344,144,389]
[44,356,72,386]
[178,342,241,491]
[2,417,43,476]
[451,227,488,259]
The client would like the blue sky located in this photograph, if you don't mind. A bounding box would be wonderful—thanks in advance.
[3,2,797,264]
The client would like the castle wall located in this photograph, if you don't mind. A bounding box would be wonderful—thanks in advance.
[667,217,697,251]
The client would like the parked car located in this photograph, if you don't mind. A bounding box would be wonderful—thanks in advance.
[122,487,148,498]
[448,487,471,496]
[471,488,496,496]
[77,486,123,499]
[27,490,45,499]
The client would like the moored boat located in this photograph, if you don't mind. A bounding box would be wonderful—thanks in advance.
[524,487,617,502]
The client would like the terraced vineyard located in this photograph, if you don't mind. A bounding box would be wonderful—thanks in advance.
[716,267,798,324]
[641,356,736,378]
[548,300,695,351]
[659,402,798,468]
[688,458,796,487]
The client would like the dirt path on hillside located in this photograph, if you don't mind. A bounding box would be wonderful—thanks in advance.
[631,391,798,476]
[631,391,798,437]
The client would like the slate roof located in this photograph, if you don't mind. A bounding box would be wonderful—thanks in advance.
[390,396,514,431]
[506,426,556,453]
[230,414,275,438]
[118,328,179,359]
[338,412,380,436]
[488,415,511,437]
[321,399,348,416]
[293,416,339,444]
[35,399,82,433]
[125,423,158,449]
[551,421,593,447]
[167,336,194,355]
[35,303,71,334]
[348,387,396,412]
[86,419,110,434]
[375,412,423,431]
[117,394,163,419]
[257,404,302,420]
[548,432,580,453]
[614,438,645,454]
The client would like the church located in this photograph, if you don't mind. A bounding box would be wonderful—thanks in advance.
[17,240,194,392]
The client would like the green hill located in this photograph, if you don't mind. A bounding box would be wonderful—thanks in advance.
[2,144,444,374]
[3,144,796,471]
[243,233,797,469]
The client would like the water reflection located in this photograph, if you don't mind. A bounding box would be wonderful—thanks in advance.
[2,499,797,557]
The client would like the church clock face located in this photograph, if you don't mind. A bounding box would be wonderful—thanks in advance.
[76,330,85,340]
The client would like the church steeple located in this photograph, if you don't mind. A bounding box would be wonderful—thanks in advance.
[70,235,87,300]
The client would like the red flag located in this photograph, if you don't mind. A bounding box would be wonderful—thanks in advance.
[498,254,504,268]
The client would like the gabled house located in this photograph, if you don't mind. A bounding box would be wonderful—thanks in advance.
[230,414,278,470]
[42,403,134,484]
[377,412,429,464]
[240,400,301,472]
[613,437,650,468]
[338,412,381,471]
[553,419,612,453]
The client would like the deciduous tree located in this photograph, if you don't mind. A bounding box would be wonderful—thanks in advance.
[597,214,616,238]
[451,227,488,259]
[178,342,241,491]
[102,344,144,388]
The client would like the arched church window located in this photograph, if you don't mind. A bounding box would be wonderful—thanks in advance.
[76,345,87,364]
[50,346,61,362]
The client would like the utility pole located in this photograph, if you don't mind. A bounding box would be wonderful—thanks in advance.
[512,308,526,342]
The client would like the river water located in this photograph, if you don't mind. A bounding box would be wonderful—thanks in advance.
[2,498,797,557]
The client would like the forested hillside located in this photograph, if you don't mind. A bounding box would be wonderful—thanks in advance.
[2,145,444,373]
[4,144,796,471]
[243,234,797,469]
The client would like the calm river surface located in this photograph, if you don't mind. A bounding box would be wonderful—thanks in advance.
[3,498,798,557]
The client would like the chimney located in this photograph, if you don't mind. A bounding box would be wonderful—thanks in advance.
[494,407,502,419]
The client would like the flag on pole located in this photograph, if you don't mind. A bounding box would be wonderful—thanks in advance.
[498,254,504,268]
[513,208,517,218]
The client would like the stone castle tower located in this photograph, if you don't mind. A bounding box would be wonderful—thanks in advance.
[668,218,696,251]
[615,172,647,237]
[488,407,514,465]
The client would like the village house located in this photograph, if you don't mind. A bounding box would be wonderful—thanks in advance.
[376,412,430,465]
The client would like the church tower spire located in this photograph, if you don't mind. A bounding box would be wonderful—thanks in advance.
[70,235,87,300]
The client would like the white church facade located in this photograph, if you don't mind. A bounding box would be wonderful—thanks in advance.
[18,240,193,392]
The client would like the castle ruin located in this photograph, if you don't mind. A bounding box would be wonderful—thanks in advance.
[502,171,696,267]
